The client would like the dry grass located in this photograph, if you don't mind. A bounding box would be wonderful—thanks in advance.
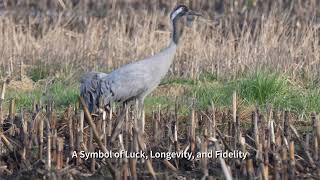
[0,0,319,86]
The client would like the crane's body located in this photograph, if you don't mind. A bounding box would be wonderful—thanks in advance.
[100,41,176,106]
[80,5,200,112]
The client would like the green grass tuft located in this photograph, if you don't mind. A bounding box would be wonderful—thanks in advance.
[6,90,42,110]
[236,72,289,105]
[47,81,79,107]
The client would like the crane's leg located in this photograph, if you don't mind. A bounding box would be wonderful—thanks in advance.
[137,99,145,134]
[108,101,129,144]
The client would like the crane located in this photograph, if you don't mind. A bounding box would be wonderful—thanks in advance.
[80,5,201,117]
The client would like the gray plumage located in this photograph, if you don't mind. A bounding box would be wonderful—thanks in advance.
[80,71,108,112]
[80,5,200,112]
[99,42,176,107]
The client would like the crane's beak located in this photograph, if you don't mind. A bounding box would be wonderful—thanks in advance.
[187,10,202,17]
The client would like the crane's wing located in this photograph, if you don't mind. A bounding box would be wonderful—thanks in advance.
[80,71,108,112]
[99,63,156,106]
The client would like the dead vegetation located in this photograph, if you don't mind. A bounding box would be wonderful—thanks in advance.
[0,93,319,179]
[0,0,319,84]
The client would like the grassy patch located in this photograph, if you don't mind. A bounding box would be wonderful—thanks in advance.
[191,82,233,108]
[5,72,319,116]
[6,90,42,110]
[6,80,78,112]
[189,72,320,114]
[144,96,172,113]
[47,81,79,108]
[236,72,290,105]
[305,89,320,112]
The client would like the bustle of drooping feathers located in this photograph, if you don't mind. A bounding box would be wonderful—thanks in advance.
[80,72,108,112]
[170,5,188,44]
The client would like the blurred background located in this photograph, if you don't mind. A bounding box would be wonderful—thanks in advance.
[0,0,319,115]
[0,0,319,19]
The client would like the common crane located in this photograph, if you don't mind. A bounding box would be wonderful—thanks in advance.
[80,5,201,115]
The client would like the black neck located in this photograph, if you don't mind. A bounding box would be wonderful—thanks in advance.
[172,18,180,44]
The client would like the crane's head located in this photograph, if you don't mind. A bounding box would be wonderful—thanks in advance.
[170,5,201,25]
[169,5,201,44]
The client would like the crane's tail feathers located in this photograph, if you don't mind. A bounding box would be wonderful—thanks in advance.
[80,72,109,112]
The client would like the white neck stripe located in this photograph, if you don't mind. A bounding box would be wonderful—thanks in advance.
[171,7,184,21]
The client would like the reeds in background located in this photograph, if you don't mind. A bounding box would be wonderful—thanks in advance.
[0,0,319,84]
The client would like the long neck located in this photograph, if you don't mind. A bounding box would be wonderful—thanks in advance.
[171,18,183,44]
[152,38,177,78]
[157,41,177,78]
